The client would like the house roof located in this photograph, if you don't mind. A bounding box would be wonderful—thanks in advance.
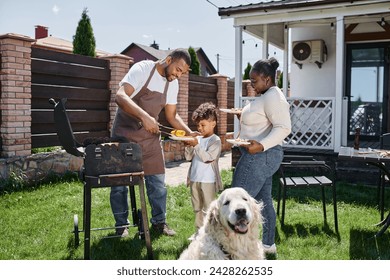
[121,43,217,74]
[33,35,112,57]
[121,42,171,59]
[218,0,378,16]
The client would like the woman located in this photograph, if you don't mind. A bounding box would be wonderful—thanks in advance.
[232,57,291,255]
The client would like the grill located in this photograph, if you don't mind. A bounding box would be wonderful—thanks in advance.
[49,98,153,260]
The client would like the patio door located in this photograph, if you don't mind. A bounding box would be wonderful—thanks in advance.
[346,42,390,140]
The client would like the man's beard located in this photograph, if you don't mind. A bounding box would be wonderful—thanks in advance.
[164,65,174,81]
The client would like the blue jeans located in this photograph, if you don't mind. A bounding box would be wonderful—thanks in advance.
[232,145,283,246]
[110,174,167,227]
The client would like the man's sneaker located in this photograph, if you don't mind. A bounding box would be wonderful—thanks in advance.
[152,223,176,236]
[115,227,129,237]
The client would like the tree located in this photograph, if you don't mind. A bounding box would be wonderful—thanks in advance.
[243,62,252,80]
[73,8,96,57]
[188,47,201,75]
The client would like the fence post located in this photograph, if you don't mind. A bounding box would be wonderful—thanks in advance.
[210,74,228,136]
[177,73,189,124]
[101,54,133,132]
[0,33,34,157]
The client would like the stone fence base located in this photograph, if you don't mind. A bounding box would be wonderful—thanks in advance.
[0,135,234,185]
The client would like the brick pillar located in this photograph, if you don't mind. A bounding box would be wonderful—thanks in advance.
[177,73,189,124]
[211,74,228,135]
[101,54,133,132]
[243,80,256,97]
[0,33,35,157]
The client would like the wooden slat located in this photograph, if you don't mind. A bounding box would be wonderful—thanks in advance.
[314,176,332,185]
[290,177,308,187]
[33,99,108,110]
[32,47,109,68]
[189,74,217,84]
[189,82,218,92]
[32,131,109,148]
[32,85,110,101]
[302,176,322,185]
[31,110,109,124]
[32,73,109,89]
[32,122,108,134]
[32,59,110,81]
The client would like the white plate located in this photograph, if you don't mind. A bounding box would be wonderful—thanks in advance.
[169,135,195,141]
[226,139,250,145]
[219,108,242,114]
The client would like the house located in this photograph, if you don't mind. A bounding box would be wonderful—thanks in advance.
[121,42,217,76]
[32,25,116,58]
[218,0,390,153]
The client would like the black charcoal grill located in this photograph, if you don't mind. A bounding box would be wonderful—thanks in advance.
[49,98,153,260]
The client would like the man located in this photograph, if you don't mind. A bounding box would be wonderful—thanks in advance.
[110,48,193,237]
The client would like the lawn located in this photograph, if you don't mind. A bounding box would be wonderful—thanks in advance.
[0,170,389,260]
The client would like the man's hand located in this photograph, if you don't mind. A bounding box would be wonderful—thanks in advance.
[140,115,159,134]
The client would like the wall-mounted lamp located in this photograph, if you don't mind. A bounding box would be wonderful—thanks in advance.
[330,22,334,31]
[284,24,288,33]
[381,17,386,27]
[242,38,258,47]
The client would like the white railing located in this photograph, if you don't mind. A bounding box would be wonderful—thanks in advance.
[241,96,335,150]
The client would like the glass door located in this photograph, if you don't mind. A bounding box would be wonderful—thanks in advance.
[346,43,389,140]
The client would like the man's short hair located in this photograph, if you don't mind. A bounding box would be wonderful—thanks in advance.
[168,48,191,67]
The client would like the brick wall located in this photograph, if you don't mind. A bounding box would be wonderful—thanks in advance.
[102,54,133,131]
[0,34,35,157]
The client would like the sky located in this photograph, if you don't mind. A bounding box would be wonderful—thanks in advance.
[0,0,282,78]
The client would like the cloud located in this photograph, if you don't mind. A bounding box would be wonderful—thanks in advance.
[142,34,152,39]
[52,5,60,15]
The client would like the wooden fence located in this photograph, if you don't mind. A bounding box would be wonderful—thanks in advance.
[31,48,111,148]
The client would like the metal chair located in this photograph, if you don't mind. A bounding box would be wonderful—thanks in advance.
[378,133,390,220]
[277,155,338,233]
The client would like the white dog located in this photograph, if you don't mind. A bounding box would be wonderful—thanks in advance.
[179,187,264,260]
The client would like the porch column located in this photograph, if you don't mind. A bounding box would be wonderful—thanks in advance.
[283,24,289,97]
[335,16,345,151]
[234,25,243,137]
[262,24,269,59]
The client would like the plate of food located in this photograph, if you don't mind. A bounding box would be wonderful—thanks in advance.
[219,108,242,114]
[169,129,195,141]
[226,138,250,145]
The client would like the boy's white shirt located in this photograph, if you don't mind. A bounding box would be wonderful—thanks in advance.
[189,136,216,183]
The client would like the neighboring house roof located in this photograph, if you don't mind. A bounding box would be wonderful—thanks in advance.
[121,42,170,60]
[218,0,371,16]
[33,35,112,57]
[121,42,217,76]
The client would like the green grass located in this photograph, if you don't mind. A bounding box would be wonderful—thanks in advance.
[0,169,389,260]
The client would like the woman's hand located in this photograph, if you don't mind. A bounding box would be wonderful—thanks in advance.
[244,140,264,154]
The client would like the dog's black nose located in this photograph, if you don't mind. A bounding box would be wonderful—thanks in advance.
[235,208,246,218]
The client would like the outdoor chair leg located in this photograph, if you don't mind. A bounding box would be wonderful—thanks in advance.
[332,184,339,233]
[321,186,327,222]
[281,186,287,226]
[277,182,282,215]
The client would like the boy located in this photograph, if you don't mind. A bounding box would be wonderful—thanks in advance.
[184,102,223,238]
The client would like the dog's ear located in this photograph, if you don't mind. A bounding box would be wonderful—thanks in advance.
[251,198,263,224]
[205,200,219,229]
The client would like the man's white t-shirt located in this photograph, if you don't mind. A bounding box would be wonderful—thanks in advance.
[119,60,179,105]
[189,136,216,183]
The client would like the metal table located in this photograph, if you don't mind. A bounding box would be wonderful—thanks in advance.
[338,146,390,237]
